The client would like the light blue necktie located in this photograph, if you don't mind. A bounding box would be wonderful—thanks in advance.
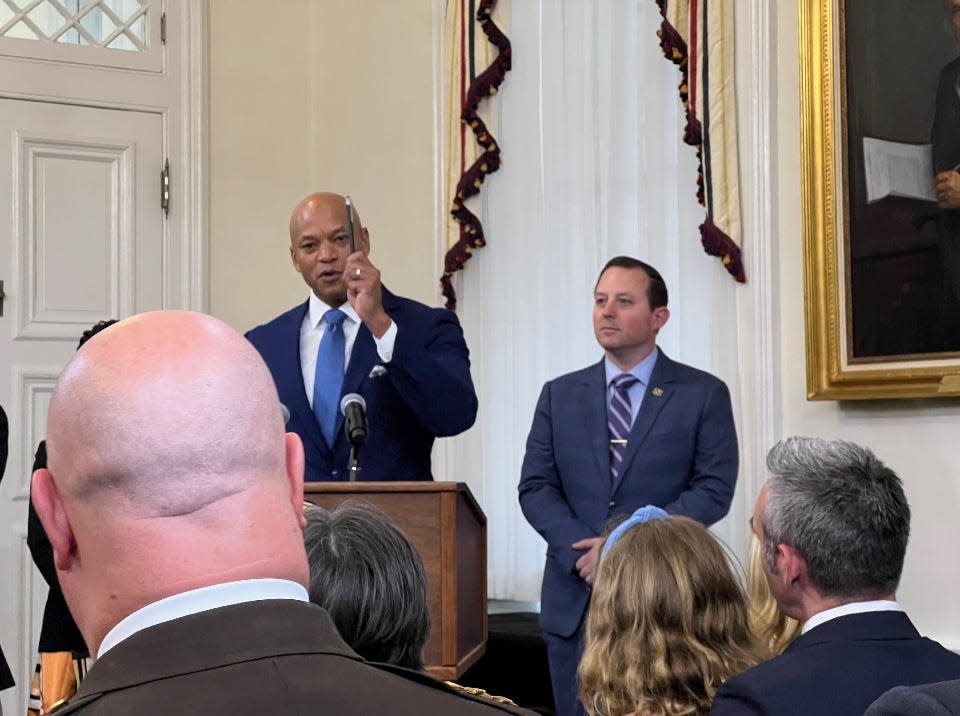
[313,309,347,446]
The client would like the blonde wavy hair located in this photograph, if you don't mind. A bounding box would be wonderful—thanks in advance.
[578,516,764,716]
[746,534,801,655]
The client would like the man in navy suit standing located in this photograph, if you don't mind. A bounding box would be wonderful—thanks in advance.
[519,256,738,716]
[711,437,960,716]
[247,193,477,482]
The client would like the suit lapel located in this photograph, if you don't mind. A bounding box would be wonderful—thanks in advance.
[339,323,376,440]
[583,360,611,482]
[336,288,399,443]
[612,350,676,493]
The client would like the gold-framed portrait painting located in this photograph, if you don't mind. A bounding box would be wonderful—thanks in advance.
[801,0,960,399]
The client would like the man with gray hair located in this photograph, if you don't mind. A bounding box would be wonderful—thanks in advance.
[711,436,960,716]
[303,502,430,671]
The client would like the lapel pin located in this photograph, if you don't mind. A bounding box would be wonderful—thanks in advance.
[652,387,663,397]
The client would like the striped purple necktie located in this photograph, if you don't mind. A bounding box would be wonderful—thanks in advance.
[608,373,639,480]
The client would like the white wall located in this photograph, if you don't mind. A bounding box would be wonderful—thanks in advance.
[774,4,960,647]
[209,0,439,332]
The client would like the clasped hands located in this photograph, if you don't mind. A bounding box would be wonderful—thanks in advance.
[572,536,603,586]
[934,170,960,209]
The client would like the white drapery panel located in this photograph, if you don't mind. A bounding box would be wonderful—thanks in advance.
[435,0,743,602]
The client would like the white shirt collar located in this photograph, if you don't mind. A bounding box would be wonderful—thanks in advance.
[307,293,359,329]
[97,578,309,658]
[801,599,902,635]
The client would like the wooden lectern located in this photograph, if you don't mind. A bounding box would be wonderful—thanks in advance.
[303,482,487,680]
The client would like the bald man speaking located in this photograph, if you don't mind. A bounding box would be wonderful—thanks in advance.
[246,193,477,482]
[31,312,530,715]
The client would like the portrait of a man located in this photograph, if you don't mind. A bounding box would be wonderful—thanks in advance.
[845,0,960,358]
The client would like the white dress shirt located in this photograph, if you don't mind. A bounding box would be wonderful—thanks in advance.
[801,599,903,635]
[98,578,309,658]
[300,293,397,407]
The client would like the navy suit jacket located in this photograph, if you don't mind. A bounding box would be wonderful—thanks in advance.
[518,350,738,637]
[246,289,477,482]
[867,679,960,715]
[711,612,960,716]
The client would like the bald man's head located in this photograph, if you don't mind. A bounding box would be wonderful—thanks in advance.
[45,311,288,515]
[289,192,369,306]
[32,311,309,655]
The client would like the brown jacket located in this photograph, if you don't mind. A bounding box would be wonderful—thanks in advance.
[53,600,534,715]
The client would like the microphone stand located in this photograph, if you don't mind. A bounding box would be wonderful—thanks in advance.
[341,394,368,482]
[348,445,361,481]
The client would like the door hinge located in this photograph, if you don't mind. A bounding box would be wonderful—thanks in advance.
[161,12,166,44]
[161,159,170,216]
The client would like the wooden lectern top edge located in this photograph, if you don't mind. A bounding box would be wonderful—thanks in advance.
[303,481,486,523]
[304,481,465,494]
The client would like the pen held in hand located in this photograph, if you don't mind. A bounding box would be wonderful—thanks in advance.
[345,195,357,253]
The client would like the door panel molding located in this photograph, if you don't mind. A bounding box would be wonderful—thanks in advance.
[16,133,135,339]
[11,367,57,499]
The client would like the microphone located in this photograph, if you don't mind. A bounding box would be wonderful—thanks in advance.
[340,393,368,447]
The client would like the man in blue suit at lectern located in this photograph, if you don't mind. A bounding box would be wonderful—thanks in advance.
[519,256,738,716]
[247,193,477,483]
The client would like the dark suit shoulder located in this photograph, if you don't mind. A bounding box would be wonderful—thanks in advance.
[918,679,960,710]
[654,352,729,388]
[714,613,960,715]
[245,302,307,342]
[543,353,728,390]
[382,289,461,325]
[544,361,603,388]
[866,683,957,715]
[941,56,960,81]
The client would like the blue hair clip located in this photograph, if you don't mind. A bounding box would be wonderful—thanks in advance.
[600,505,669,559]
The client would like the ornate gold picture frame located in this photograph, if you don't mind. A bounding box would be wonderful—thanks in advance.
[801,0,960,399]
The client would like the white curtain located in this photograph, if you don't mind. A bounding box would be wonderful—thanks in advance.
[436,0,743,602]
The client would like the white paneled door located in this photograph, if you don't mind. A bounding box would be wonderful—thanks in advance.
[0,100,164,712]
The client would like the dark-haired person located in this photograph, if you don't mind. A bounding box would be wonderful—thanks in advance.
[519,256,738,716]
[303,502,430,670]
[711,437,960,716]
[0,405,15,711]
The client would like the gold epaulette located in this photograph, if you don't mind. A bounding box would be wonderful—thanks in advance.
[443,681,517,706]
